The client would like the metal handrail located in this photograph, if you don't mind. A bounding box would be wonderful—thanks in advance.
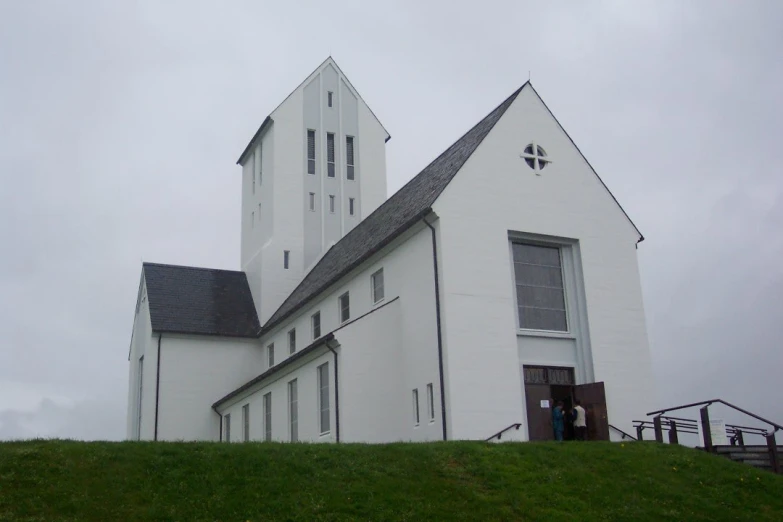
[609,424,637,441]
[485,423,522,442]
[647,399,782,432]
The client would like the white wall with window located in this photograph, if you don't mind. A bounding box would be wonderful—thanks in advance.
[216,349,334,443]
[216,222,442,443]
[432,85,654,441]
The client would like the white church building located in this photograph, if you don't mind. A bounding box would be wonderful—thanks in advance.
[126,58,655,444]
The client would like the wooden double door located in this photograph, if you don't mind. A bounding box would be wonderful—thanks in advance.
[523,366,609,441]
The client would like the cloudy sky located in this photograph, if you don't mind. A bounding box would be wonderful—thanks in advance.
[1,1,781,440]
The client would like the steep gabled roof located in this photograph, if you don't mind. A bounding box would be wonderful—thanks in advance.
[262,84,526,334]
[236,57,390,165]
[143,262,260,338]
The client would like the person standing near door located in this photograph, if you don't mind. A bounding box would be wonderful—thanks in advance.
[552,401,565,441]
[573,400,587,441]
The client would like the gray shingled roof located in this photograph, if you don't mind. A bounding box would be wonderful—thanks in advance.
[262,84,525,333]
[143,262,260,337]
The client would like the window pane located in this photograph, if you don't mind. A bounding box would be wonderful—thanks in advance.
[513,263,563,287]
[347,165,354,180]
[346,137,354,165]
[307,131,315,159]
[327,133,335,162]
[518,307,567,331]
[308,159,315,175]
[327,162,335,178]
[268,344,274,367]
[515,285,566,311]
[512,243,561,267]
[372,269,384,303]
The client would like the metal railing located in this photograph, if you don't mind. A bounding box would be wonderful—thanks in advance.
[485,423,522,442]
[638,399,781,474]
[608,424,637,441]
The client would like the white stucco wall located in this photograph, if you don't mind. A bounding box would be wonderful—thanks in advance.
[218,348,334,443]
[156,335,264,441]
[433,85,655,440]
[218,224,443,443]
[126,278,157,440]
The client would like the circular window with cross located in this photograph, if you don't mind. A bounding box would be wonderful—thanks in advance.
[521,143,550,175]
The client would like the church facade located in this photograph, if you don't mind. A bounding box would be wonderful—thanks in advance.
[126,58,655,444]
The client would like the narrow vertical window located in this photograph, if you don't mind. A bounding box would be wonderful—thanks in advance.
[258,141,264,187]
[258,203,261,222]
[284,250,290,269]
[327,132,335,177]
[426,383,435,422]
[225,413,231,442]
[252,153,256,194]
[137,356,144,439]
[288,379,298,442]
[412,389,420,426]
[346,136,355,180]
[371,268,384,304]
[251,212,254,228]
[309,192,315,211]
[327,91,333,107]
[307,130,316,174]
[329,195,335,213]
[339,292,350,323]
[288,328,296,354]
[267,343,275,368]
[311,311,321,340]
[242,403,250,442]
[318,363,330,434]
[264,392,272,441]
[349,198,355,216]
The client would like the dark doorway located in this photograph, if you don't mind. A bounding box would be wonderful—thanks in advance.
[523,366,609,442]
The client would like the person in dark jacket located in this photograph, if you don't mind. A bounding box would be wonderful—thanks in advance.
[552,401,565,441]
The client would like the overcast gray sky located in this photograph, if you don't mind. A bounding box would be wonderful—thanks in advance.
[1,1,781,440]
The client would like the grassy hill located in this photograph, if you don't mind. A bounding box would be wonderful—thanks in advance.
[1,440,781,521]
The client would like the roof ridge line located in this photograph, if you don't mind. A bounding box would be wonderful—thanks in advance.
[142,261,244,274]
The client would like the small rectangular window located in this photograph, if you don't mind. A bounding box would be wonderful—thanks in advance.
[329,195,335,213]
[309,192,315,211]
[339,292,350,323]
[371,268,384,304]
[426,383,435,422]
[312,311,321,340]
[267,343,275,368]
[263,392,272,441]
[327,91,333,107]
[252,152,256,194]
[251,211,254,228]
[349,198,355,216]
[288,379,298,442]
[258,203,261,221]
[242,403,250,442]
[412,389,420,426]
[224,413,231,442]
[288,328,296,354]
[318,362,330,434]
[346,136,355,180]
[307,130,316,174]
[284,250,290,269]
[326,133,335,178]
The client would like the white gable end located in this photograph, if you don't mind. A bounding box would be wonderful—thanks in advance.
[432,84,655,439]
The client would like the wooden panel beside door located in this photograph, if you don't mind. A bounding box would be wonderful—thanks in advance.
[573,381,610,441]
[525,384,554,441]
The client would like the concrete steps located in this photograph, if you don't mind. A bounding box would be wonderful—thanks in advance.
[714,445,781,473]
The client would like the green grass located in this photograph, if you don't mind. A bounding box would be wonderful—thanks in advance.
[0,440,781,521]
